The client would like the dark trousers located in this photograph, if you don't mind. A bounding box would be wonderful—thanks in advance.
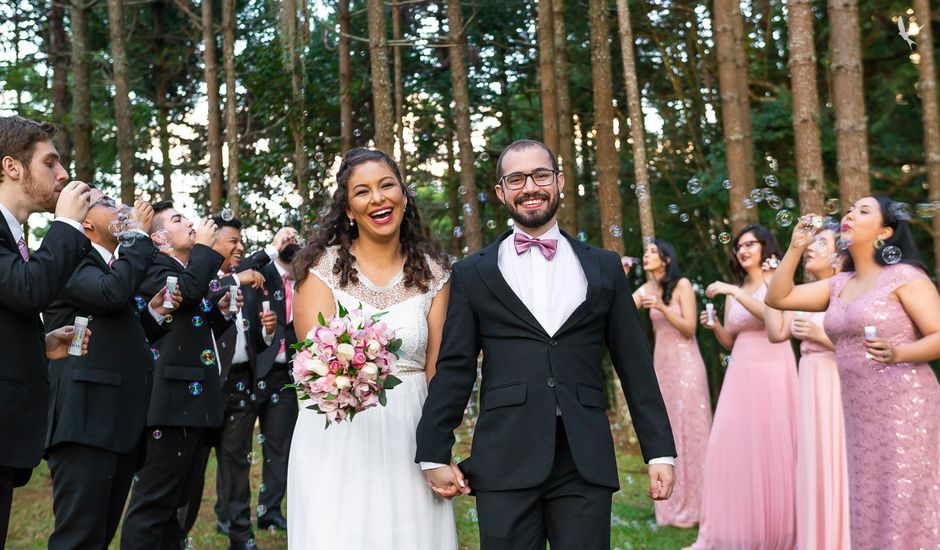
[0,465,20,547]
[473,419,614,550]
[176,442,212,537]
[212,363,257,543]
[120,426,207,550]
[47,442,140,549]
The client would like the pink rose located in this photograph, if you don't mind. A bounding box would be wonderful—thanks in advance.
[316,327,337,347]
[352,351,367,366]
[329,360,341,374]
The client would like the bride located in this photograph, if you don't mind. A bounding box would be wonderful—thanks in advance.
[286,148,457,549]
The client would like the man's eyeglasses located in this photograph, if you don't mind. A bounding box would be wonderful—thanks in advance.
[90,196,118,210]
[498,169,558,191]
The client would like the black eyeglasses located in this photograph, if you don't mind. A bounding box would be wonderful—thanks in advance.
[498,169,558,190]
[90,196,118,210]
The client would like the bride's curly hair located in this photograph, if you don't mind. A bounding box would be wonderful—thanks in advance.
[291,147,449,291]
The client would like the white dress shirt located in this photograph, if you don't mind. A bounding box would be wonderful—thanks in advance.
[91,242,165,324]
[224,270,275,366]
[422,221,673,470]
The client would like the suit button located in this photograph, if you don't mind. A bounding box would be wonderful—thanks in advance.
[546,377,556,388]
[549,339,558,346]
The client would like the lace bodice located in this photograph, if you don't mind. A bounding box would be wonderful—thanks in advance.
[307,246,450,375]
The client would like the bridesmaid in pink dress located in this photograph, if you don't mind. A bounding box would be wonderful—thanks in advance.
[631,239,712,528]
[767,196,940,549]
[689,225,798,549]
[765,230,850,550]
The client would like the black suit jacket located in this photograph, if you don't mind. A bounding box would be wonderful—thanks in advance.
[0,217,90,475]
[44,238,169,455]
[254,261,298,380]
[215,282,271,383]
[138,245,229,428]
[415,231,676,492]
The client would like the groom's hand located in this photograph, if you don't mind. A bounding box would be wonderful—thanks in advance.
[647,464,675,501]
[424,464,470,499]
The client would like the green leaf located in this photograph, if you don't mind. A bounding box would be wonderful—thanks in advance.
[379,390,388,407]
[384,374,403,390]
[326,393,337,400]
[318,312,327,326]
[371,310,389,321]
[338,302,348,317]
[387,338,402,354]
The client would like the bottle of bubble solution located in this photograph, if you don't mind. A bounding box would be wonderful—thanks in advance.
[705,303,715,327]
[864,325,877,359]
[67,316,89,356]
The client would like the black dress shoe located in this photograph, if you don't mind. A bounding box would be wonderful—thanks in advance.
[228,541,260,550]
[216,519,231,536]
[257,512,287,531]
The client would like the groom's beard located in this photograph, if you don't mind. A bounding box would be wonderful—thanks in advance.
[505,188,560,230]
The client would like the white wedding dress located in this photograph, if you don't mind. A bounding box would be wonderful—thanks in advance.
[286,246,457,550]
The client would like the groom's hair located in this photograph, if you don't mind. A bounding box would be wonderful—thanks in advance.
[496,139,559,179]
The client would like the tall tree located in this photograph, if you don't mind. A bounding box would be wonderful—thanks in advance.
[153,0,173,199]
[616,0,654,243]
[393,2,405,173]
[203,0,224,210]
[914,0,940,275]
[280,0,309,208]
[70,0,92,181]
[537,0,559,153]
[338,0,353,153]
[366,0,394,154]
[49,0,71,170]
[107,0,135,204]
[552,0,577,234]
[222,0,239,215]
[588,0,624,255]
[828,0,870,206]
[446,0,483,252]
[713,0,757,232]
[786,0,825,215]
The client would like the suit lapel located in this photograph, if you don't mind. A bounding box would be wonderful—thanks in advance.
[475,232,549,337]
[0,213,17,254]
[554,231,602,336]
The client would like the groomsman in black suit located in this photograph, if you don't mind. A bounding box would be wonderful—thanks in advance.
[120,202,241,550]
[43,193,181,549]
[0,116,92,545]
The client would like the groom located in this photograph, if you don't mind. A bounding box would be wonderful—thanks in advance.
[415,140,676,549]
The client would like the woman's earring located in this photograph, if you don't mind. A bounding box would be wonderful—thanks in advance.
[349,218,355,227]
[874,237,885,250]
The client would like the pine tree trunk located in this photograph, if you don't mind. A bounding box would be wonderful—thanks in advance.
[107,0,135,204]
[446,129,462,256]
[914,0,940,276]
[616,0,654,244]
[446,0,482,252]
[537,0,559,154]
[714,0,757,233]
[367,0,394,154]
[203,0,224,210]
[222,0,239,215]
[70,0,93,181]
[588,0,624,256]
[553,0,578,235]
[338,0,353,153]
[281,0,309,209]
[49,0,71,170]
[393,2,406,175]
[786,0,826,216]
[828,0,870,206]
[153,0,173,199]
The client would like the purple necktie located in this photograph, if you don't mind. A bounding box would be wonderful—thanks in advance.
[514,232,558,261]
[108,257,115,269]
[17,238,29,261]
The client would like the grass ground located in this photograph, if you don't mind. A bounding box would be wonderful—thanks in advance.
[8,415,697,549]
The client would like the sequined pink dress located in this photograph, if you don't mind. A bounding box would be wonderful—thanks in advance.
[691,285,798,550]
[792,312,850,550]
[649,301,712,527]
[824,264,940,549]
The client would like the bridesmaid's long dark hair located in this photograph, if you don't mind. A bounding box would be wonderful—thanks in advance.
[841,195,927,274]
[651,239,682,306]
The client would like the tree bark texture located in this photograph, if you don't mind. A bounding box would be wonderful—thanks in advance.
[537,0,559,154]
[338,0,354,153]
[553,0,578,235]
[367,0,395,154]
[914,0,940,276]
[203,0,224,210]
[49,0,71,171]
[107,0,136,204]
[223,0,240,215]
[70,0,93,182]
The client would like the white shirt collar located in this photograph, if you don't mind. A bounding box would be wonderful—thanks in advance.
[90,242,115,265]
[274,260,288,278]
[511,220,562,241]
[0,201,24,243]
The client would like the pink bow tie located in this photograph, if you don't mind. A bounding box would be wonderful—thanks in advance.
[514,232,558,261]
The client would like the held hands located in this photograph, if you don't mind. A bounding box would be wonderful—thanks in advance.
[55,181,92,222]
[217,289,244,312]
[45,325,92,359]
[761,255,780,272]
[237,269,266,289]
[647,463,675,501]
[864,337,898,364]
[150,286,182,316]
[424,464,471,500]
[273,227,300,251]
[639,294,662,311]
[131,200,154,234]
[260,310,277,335]
[698,310,721,330]
[195,218,219,247]
[791,214,824,250]
[791,316,824,343]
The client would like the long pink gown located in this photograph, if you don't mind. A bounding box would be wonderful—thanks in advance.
[792,312,850,550]
[824,264,940,549]
[649,301,712,527]
[691,285,798,550]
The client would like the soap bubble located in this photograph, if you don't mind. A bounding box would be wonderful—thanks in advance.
[881,245,902,265]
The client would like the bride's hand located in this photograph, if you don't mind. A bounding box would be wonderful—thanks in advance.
[424,464,470,499]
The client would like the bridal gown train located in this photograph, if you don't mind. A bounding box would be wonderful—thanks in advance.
[286,247,457,550]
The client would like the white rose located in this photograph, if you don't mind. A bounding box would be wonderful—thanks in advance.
[348,315,364,330]
[309,357,330,377]
[366,340,381,355]
[336,343,356,361]
[361,362,379,379]
[335,375,352,390]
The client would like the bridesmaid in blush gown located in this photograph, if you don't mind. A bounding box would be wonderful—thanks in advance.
[688,225,798,550]
[632,240,711,529]
[767,197,940,549]
[765,229,850,550]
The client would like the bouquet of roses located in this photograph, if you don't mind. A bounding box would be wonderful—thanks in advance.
[290,302,403,426]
